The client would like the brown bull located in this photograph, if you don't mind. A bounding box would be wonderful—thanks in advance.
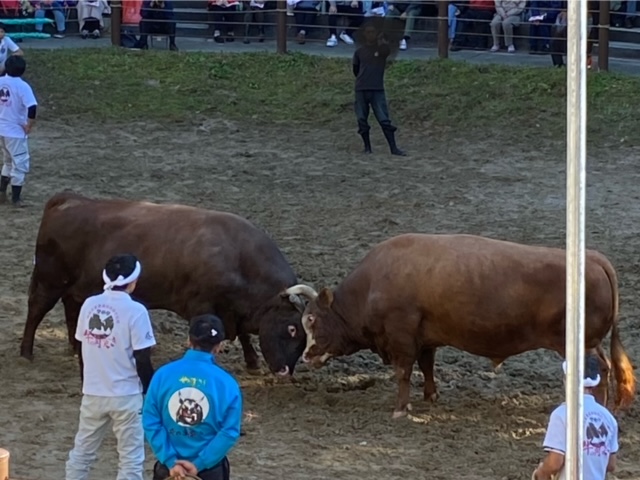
[285,234,636,418]
[20,191,308,377]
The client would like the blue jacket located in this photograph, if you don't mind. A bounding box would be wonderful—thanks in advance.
[140,0,175,20]
[142,349,243,472]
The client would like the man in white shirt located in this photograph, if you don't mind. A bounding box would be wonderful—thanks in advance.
[0,55,36,207]
[532,354,619,480]
[65,253,157,480]
[0,23,23,75]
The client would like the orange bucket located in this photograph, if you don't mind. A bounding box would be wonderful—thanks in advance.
[0,448,9,480]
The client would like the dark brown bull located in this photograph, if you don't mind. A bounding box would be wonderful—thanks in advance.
[285,234,636,418]
[20,191,308,376]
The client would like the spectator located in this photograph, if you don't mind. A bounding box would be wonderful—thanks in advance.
[450,0,495,51]
[448,1,463,48]
[325,0,362,48]
[0,23,23,75]
[77,0,110,39]
[489,0,525,53]
[243,0,267,44]
[362,0,385,17]
[288,0,320,44]
[624,0,638,28]
[208,0,241,43]
[31,0,67,38]
[528,0,562,55]
[135,0,178,51]
[550,1,595,69]
[386,0,424,51]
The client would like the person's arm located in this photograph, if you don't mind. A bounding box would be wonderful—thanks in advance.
[533,409,566,480]
[130,309,157,393]
[607,419,619,473]
[142,374,180,469]
[192,387,243,472]
[506,0,525,17]
[352,51,360,77]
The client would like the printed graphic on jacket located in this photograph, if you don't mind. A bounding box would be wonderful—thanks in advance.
[583,412,611,457]
[169,387,210,427]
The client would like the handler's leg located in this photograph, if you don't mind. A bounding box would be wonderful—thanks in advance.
[4,136,30,206]
[0,137,11,203]
[355,91,372,154]
[199,457,231,480]
[111,393,145,480]
[371,90,406,156]
[65,395,111,480]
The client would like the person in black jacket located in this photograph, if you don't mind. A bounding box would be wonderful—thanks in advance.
[352,22,406,156]
[135,0,178,51]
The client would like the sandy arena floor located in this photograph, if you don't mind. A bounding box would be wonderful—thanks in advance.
[0,119,639,480]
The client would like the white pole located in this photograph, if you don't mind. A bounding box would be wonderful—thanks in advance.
[565,0,588,479]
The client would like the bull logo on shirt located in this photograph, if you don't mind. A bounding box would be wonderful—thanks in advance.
[83,306,118,349]
[0,87,11,106]
[168,387,211,428]
[583,413,610,456]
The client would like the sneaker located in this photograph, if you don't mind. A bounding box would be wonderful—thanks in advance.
[326,34,338,47]
[213,30,224,43]
[81,29,89,39]
[296,30,306,44]
[507,44,515,53]
[490,44,499,52]
[339,32,354,45]
[90,29,100,39]
[53,32,65,39]
[399,38,407,50]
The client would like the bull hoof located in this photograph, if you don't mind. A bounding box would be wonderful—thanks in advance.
[425,392,439,403]
[392,403,412,419]
[246,367,263,376]
[19,350,34,362]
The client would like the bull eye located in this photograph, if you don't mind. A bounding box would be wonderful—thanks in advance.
[287,325,297,337]
[306,314,315,326]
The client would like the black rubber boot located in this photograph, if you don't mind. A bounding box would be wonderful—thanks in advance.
[0,175,8,204]
[360,132,372,154]
[11,185,22,207]
[383,130,406,156]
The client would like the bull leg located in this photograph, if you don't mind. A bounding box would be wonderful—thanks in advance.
[391,357,415,419]
[594,345,611,408]
[62,296,82,358]
[418,348,438,403]
[239,334,262,375]
[19,281,64,360]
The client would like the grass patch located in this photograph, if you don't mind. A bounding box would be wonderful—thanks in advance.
[27,48,640,143]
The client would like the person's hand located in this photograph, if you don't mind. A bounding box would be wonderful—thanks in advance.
[176,460,198,475]
[400,11,407,19]
[169,463,187,479]
[329,4,337,14]
[387,4,394,11]
[350,0,357,8]
[22,123,32,135]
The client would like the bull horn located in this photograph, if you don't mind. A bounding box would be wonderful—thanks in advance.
[285,284,318,300]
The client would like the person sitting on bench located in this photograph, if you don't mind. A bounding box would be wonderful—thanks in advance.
[134,0,178,51]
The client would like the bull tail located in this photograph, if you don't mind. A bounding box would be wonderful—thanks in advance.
[601,258,636,410]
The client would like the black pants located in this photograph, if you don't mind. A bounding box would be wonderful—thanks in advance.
[354,90,396,135]
[152,459,230,480]
[454,8,493,49]
[208,5,239,34]
[244,6,266,37]
[138,19,177,46]
[81,17,101,32]
[326,3,363,37]
[294,7,317,33]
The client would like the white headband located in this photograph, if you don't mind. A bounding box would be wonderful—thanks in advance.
[562,360,601,388]
[103,261,142,291]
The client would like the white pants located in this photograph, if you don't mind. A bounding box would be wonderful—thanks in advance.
[65,393,145,480]
[0,136,30,186]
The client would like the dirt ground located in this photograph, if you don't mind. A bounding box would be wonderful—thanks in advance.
[1,118,640,480]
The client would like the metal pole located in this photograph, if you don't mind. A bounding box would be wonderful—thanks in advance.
[437,0,448,59]
[565,0,588,478]
[111,0,122,48]
[598,0,610,71]
[276,0,287,54]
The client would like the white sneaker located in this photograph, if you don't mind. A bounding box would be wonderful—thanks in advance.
[326,34,338,47]
[490,44,499,52]
[399,38,407,50]
[339,32,354,44]
[507,44,515,53]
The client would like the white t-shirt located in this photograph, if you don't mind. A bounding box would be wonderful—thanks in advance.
[542,394,619,480]
[0,37,20,70]
[75,290,157,397]
[0,75,37,138]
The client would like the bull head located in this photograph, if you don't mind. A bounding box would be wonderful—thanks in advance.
[284,284,322,362]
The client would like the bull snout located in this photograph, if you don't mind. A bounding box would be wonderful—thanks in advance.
[276,366,290,377]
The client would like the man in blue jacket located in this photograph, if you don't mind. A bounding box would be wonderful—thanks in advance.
[143,314,242,480]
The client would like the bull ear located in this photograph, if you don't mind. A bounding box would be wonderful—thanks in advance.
[318,288,334,308]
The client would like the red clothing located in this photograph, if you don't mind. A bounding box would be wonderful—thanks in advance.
[470,0,495,9]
